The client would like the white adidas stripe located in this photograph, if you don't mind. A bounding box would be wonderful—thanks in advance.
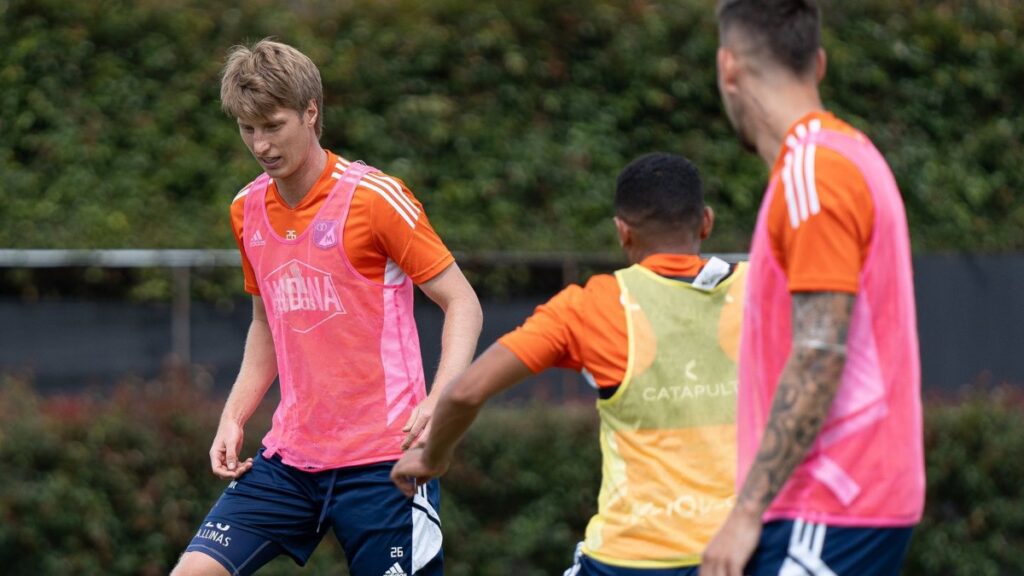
[232,186,251,203]
[806,120,822,216]
[782,153,800,229]
[805,142,820,216]
[782,122,824,229]
[335,159,421,216]
[339,161,418,214]
[363,180,417,228]
[779,519,837,576]
[367,172,421,216]
[793,143,810,221]
[411,497,442,574]
[333,160,420,228]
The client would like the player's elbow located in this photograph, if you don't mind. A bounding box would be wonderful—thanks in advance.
[457,292,483,334]
[443,372,490,411]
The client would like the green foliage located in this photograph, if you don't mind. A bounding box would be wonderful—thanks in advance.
[438,404,600,576]
[822,0,1024,252]
[0,377,225,575]
[1,378,1023,574]
[1,0,1020,253]
[904,388,1024,575]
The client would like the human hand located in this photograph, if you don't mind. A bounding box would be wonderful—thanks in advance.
[700,504,762,576]
[402,396,437,450]
[209,419,254,480]
[390,446,449,498]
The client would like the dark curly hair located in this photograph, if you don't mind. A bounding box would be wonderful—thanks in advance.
[614,153,705,235]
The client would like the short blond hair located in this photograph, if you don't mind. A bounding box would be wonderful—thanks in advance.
[220,39,324,137]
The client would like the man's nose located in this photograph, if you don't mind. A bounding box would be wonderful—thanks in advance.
[253,132,271,155]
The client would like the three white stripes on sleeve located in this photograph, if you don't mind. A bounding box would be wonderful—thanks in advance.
[332,160,421,229]
[782,119,823,229]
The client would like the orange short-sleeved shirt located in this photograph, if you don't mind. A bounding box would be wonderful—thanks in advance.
[498,254,709,389]
[766,111,875,294]
[230,151,454,293]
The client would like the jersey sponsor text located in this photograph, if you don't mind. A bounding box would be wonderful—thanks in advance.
[263,260,347,332]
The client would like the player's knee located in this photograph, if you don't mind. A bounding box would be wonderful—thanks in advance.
[170,551,231,576]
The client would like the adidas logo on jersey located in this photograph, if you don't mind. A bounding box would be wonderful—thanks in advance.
[383,562,407,576]
[250,229,266,247]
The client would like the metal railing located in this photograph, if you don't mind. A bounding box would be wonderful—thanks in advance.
[0,249,747,371]
[0,250,242,368]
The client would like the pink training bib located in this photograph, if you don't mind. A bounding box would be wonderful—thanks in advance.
[242,162,426,471]
[738,123,925,526]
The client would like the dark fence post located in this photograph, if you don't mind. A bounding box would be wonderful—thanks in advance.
[172,267,191,369]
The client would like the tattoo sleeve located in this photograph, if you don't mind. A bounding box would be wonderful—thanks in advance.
[737,291,855,513]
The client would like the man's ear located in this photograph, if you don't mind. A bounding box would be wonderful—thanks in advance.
[717,46,740,96]
[305,99,318,129]
[614,216,631,248]
[699,206,715,241]
[815,47,828,83]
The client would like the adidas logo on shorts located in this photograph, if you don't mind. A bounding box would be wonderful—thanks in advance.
[383,562,407,576]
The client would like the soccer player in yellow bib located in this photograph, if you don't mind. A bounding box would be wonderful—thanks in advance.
[392,153,747,575]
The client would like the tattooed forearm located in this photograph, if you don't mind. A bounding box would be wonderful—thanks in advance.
[737,291,855,512]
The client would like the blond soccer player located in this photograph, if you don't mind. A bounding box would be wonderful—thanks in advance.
[172,39,481,576]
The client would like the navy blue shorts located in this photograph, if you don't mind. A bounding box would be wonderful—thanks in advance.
[563,543,699,576]
[743,518,913,575]
[185,450,443,576]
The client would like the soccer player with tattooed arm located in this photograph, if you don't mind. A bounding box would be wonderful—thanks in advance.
[702,1,924,575]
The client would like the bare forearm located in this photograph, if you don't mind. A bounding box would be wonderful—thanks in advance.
[430,296,483,396]
[419,264,483,397]
[736,292,854,515]
[420,384,485,466]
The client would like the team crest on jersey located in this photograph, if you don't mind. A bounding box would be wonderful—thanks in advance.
[313,219,339,249]
[263,259,346,333]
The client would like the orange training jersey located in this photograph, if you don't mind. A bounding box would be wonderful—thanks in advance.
[230,151,454,293]
[499,254,742,389]
[501,254,746,568]
[765,111,874,294]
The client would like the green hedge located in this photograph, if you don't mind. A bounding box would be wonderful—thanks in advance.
[1,377,1022,575]
[1,0,1021,253]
